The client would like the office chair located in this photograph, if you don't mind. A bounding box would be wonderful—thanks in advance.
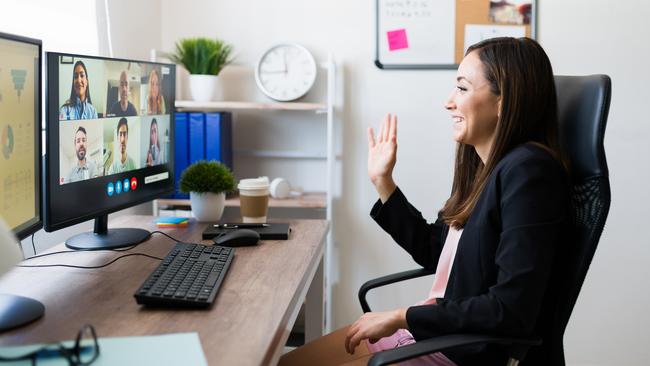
[358,75,612,366]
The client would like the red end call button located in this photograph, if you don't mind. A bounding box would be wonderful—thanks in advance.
[130,177,138,190]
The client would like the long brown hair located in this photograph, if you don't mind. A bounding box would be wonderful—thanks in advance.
[147,68,164,114]
[441,37,565,228]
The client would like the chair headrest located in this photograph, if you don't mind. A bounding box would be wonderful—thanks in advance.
[555,75,611,180]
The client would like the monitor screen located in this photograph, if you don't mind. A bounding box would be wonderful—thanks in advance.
[45,53,175,244]
[0,32,42,240]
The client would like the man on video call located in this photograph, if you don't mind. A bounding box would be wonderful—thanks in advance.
[108,117,136,174]
[67,126,98,183]
[107,71,137,117]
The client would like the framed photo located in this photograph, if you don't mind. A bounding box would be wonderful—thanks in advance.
[60,56,73,64]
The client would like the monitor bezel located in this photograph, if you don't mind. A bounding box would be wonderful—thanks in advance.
[0,31,43,240]
[44,51,175,232]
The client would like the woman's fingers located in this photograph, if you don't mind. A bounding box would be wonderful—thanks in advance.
[390,114,398,142]
[367,127,376,148]
[382,114,390,142]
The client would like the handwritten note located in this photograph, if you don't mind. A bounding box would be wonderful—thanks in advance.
[387,29,409,51]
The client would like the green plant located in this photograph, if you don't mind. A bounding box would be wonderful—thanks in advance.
[167,37,233,76]
[179,160,235,194]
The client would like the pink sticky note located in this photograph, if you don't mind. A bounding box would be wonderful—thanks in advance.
[387,29,409,51]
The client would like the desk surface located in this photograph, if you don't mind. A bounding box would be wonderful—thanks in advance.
[0,216,328,366]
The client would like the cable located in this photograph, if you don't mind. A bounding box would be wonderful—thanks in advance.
[18,230,209,271]
[17,252,163,269]
[150,230,183,243]
[25,230,183,260]
[31,233,37,256]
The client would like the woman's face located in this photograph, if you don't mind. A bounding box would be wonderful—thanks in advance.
[445,51,500,150]
[150,123,158,145]
[73,64,88,100]
[149,72,160,98]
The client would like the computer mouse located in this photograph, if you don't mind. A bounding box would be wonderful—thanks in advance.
[213,229,260,247]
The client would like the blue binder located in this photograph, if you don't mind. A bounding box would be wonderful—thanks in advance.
[188,112,206,164]
[173,112,189,198]
[204,112,233,171]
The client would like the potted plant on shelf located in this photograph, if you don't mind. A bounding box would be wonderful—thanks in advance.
[179,160,235,222]
[167,37,233,102]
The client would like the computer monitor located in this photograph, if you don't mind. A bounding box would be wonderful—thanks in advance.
[0,31,45,331]
[45,52,175,250]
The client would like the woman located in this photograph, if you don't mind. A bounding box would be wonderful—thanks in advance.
[59,60,98,120]
[146,68,166,115]
[146,118,162,166]
[280,37,569,366]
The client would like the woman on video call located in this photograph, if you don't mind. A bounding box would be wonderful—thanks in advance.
[279,37,569,366]
[59,60,98,120]
[146,118,162,166]
[146,68,165,115]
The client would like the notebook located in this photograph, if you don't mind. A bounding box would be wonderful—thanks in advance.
[202,223,291,240]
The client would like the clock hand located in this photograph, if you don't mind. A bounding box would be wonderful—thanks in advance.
[283,49,288,74]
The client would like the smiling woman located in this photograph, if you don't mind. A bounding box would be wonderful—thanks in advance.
[59,60,98,120]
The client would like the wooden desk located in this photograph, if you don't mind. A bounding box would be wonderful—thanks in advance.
[0,216,328,366]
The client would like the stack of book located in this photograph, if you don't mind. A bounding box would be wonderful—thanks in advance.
[155,217,190,228]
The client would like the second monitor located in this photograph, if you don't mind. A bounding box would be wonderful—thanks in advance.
[45,53,176,250]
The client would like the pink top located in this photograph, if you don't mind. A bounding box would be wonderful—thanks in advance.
[366,227,464,366]
[420,226,463,305]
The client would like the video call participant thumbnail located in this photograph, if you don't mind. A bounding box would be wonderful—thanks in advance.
[146,118,162,166]
[67,126,99,183]
[107,71,137,117]
[59,60,98,120]
[108,117,137,174]
[146,68,165,115]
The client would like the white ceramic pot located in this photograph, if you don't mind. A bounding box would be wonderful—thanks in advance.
[189,74,220,102]
[189,192,225,222]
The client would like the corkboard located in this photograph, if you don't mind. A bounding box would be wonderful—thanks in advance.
[375,0,536,69]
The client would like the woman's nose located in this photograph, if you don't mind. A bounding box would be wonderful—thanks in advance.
[444,91,455,111]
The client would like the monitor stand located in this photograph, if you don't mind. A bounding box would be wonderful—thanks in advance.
[65,214,150,250]
[0,294,44,332]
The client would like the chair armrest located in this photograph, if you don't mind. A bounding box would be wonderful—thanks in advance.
[367,334,542,366]
[358,268,435,312]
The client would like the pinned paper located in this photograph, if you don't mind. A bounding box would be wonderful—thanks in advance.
[387,29,409,51]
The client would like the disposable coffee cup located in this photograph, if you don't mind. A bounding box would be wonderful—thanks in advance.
[238,177,270,223]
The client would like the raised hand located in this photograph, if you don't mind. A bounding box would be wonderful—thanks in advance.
[367,113,398,202]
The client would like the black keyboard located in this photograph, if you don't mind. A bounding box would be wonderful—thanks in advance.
[134,242,234,307]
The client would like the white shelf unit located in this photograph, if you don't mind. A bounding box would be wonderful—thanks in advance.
[169,55,337,333]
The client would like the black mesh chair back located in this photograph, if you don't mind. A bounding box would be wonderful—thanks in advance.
[544,75,612,365]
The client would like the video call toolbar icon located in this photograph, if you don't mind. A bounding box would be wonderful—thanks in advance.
[107,182,114,196]
[130,177,138,191]
[123,179,130,192]
[115,180,122,194]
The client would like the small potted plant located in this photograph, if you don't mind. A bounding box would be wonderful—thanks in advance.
[179,160,235,222]
[167,37,233,102]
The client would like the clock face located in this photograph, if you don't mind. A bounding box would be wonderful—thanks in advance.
[255,44,317,102]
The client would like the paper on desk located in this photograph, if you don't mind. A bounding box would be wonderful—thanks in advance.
[0,332,208,366]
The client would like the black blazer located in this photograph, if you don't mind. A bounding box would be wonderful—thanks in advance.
[370,144,569,365]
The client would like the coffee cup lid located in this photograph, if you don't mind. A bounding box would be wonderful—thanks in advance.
[238,176,270,190]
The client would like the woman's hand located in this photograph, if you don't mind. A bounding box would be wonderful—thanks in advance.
[344,308,408,354]
[146,151,153,167]
[368,114,398,202]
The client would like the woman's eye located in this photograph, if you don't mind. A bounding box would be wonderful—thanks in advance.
[456,85,467,92]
